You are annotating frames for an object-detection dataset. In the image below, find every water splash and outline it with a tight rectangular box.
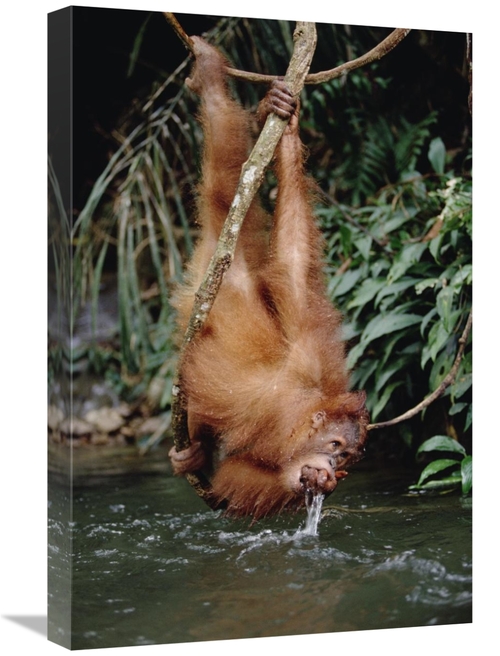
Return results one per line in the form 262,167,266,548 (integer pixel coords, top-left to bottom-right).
295,490,324,538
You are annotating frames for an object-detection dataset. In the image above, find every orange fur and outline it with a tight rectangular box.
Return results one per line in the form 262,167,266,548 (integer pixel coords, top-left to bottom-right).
170,37,369,519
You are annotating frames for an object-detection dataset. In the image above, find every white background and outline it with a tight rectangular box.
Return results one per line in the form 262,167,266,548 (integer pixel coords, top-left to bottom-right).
1,1,495,654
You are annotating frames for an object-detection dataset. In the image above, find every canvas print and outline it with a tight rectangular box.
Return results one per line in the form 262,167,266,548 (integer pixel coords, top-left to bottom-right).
48,6,472,650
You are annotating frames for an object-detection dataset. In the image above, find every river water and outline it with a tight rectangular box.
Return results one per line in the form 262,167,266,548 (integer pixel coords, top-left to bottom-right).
48,466,472,650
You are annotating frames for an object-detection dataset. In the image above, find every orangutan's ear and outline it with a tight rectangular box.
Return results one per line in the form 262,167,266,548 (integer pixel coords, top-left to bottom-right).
311,410,326,429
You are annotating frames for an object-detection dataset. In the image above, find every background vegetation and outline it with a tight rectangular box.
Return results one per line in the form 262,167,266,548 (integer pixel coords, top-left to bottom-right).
49,11,472,493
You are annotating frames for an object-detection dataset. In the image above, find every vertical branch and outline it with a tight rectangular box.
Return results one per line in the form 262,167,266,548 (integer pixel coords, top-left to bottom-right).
170,23,318,505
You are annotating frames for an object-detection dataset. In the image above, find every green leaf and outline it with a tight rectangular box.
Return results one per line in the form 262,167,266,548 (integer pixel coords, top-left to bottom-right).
347,278,386,308
329,268,363,297
384,210,416,235
127,15,151,78
452,367,472,400
450,264,472,290
416,458,460,486
387,242,427,283
371,380,403,419
464,404,472,432
339,224,353,256
449,402,468,416
375,357,409,393
346,341,365,370
436,286,455,331
417,435,466,456
420,307,438,337
429,233,445,260
421,320,450,367
375,278,421,309
409,474,462,491
429,350,455,391
360,312,423,347
415,278,440,295
353,235,372,261
351,358,378,389
461,456,472,494
428,137,446,175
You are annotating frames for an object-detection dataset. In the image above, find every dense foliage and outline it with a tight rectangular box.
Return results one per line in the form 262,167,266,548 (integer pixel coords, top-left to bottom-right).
59,15,472,491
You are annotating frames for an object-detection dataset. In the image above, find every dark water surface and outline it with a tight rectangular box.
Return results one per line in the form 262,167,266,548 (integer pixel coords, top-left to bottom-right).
48,468,472,650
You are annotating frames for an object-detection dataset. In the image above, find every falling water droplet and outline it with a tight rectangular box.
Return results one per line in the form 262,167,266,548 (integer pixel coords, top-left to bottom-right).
295,490,324,538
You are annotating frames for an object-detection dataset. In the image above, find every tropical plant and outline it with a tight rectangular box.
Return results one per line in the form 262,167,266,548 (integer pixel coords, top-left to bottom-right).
324,167,472,420
317,127,471,489
410,435,472,494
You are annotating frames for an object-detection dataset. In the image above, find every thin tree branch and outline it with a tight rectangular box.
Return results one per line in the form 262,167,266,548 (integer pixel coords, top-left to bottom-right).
164,14,410,86
368,311,472,431
223,28,411,84
305,28,411,84
164,12,193,52
170,23,318,507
